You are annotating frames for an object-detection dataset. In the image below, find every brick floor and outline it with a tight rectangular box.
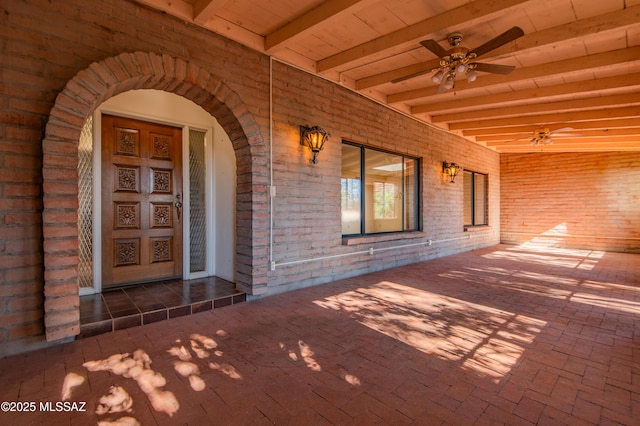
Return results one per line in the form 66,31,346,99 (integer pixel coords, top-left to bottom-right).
0,244,638,425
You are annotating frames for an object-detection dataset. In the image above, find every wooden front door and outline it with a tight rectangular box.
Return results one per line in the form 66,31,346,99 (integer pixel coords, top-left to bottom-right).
101,114,183,288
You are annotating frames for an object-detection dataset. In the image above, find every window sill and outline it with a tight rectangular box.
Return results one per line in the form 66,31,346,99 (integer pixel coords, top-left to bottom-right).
464,225,490,232
342,231,426,246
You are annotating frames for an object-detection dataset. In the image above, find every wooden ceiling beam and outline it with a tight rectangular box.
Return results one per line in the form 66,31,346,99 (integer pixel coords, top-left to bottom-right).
357,60,439,91
135,0,193,21
193,0,229,24
463,118,640,136
477,128,640,142
135,0,264,50
389,46,640,103
411,73,640,114
432,94,640,123
265,0,370,53
358,4,640,90
488,138,640,148
316,0,529,73
496,142,640,153
448,106,640,130
489,141,640,150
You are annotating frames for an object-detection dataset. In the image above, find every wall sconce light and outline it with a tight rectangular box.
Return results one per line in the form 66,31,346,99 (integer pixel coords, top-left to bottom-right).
300,125,329,164
443,161,462,183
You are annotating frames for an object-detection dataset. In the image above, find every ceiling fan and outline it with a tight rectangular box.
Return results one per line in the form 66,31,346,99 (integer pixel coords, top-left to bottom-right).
393,26,524,93
518,126,576,145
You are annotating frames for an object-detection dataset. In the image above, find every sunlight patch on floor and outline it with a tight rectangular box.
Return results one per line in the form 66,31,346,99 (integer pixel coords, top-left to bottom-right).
96,385,133,415
61,372,85,401
168,332,243,392
512,270,578,286
278,339,362,386
570,292,640,314
518,224,609,264
484,250,587,268
83,350,179,419
512,223,608,259
314,281,545,382
581,280,640,292
72,329,243,424
484,244,607,270
480,245,638,311
278,340,322,372
457,267,579,300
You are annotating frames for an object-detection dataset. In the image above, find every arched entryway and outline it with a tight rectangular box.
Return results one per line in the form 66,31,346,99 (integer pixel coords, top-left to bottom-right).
78,89,237,292
42,52,269,342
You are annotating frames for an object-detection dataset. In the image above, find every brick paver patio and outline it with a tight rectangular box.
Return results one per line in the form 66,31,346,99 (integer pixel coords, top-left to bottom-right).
0,244,638,425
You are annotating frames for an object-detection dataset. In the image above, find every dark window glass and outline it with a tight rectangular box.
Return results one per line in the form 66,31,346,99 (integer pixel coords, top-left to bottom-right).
463,170,487,226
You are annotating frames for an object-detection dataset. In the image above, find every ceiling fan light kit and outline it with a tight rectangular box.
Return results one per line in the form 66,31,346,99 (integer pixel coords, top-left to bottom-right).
444,75,455,90
466,69,477,82
431,69,445,83
531,136,553,146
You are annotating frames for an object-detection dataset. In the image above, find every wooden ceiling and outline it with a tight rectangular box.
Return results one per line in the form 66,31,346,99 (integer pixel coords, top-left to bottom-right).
136,0,640,153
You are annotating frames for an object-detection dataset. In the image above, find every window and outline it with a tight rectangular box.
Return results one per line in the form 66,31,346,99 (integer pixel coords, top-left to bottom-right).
463,170,487,226
341,142,419,236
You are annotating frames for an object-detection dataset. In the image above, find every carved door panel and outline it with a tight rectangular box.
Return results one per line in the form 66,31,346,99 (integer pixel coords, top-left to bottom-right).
101,114,183,288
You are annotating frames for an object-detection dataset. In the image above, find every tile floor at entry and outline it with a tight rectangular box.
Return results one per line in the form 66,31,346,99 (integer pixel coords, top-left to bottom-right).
79,277,246,338
0,244,638,425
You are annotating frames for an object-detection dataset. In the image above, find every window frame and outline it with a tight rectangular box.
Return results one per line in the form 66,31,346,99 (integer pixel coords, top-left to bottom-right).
463,169,488,227
341,140,420,237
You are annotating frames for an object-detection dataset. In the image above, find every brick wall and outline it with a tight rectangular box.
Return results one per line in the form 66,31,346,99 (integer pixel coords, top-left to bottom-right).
267,62,500,292
501,152,640,253
1,0,273,353
0,0,499,355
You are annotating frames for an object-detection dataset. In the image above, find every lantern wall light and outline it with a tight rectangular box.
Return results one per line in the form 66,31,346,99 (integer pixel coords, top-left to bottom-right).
300,125,329,164
443,161,462,183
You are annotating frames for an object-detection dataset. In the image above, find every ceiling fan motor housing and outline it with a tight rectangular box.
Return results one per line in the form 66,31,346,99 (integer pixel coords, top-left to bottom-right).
531,127,553,145
447,32,464,46
449,46,469,60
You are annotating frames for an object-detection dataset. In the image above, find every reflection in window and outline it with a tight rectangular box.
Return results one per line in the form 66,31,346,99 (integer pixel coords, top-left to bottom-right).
341,142,419,235
373,182,397,220
341,144,361,235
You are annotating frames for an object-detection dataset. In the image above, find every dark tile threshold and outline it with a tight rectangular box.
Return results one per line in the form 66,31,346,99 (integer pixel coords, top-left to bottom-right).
79,277,246,338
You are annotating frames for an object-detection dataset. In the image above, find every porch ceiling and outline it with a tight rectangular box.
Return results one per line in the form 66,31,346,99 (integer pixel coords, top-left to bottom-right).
136,0,640,153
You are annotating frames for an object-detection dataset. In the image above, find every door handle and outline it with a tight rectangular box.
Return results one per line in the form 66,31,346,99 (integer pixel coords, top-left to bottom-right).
175,194,182,222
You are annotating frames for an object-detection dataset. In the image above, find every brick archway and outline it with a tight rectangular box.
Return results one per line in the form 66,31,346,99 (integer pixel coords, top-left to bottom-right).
42,52,268,342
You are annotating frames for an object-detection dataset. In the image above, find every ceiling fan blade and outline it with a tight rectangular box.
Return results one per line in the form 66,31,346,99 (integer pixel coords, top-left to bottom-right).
551,127,574,133
391,69,432,84
529,137,553,145
469,26,524,58
548,127,582,137
473,62,516,75
420,39,449,58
